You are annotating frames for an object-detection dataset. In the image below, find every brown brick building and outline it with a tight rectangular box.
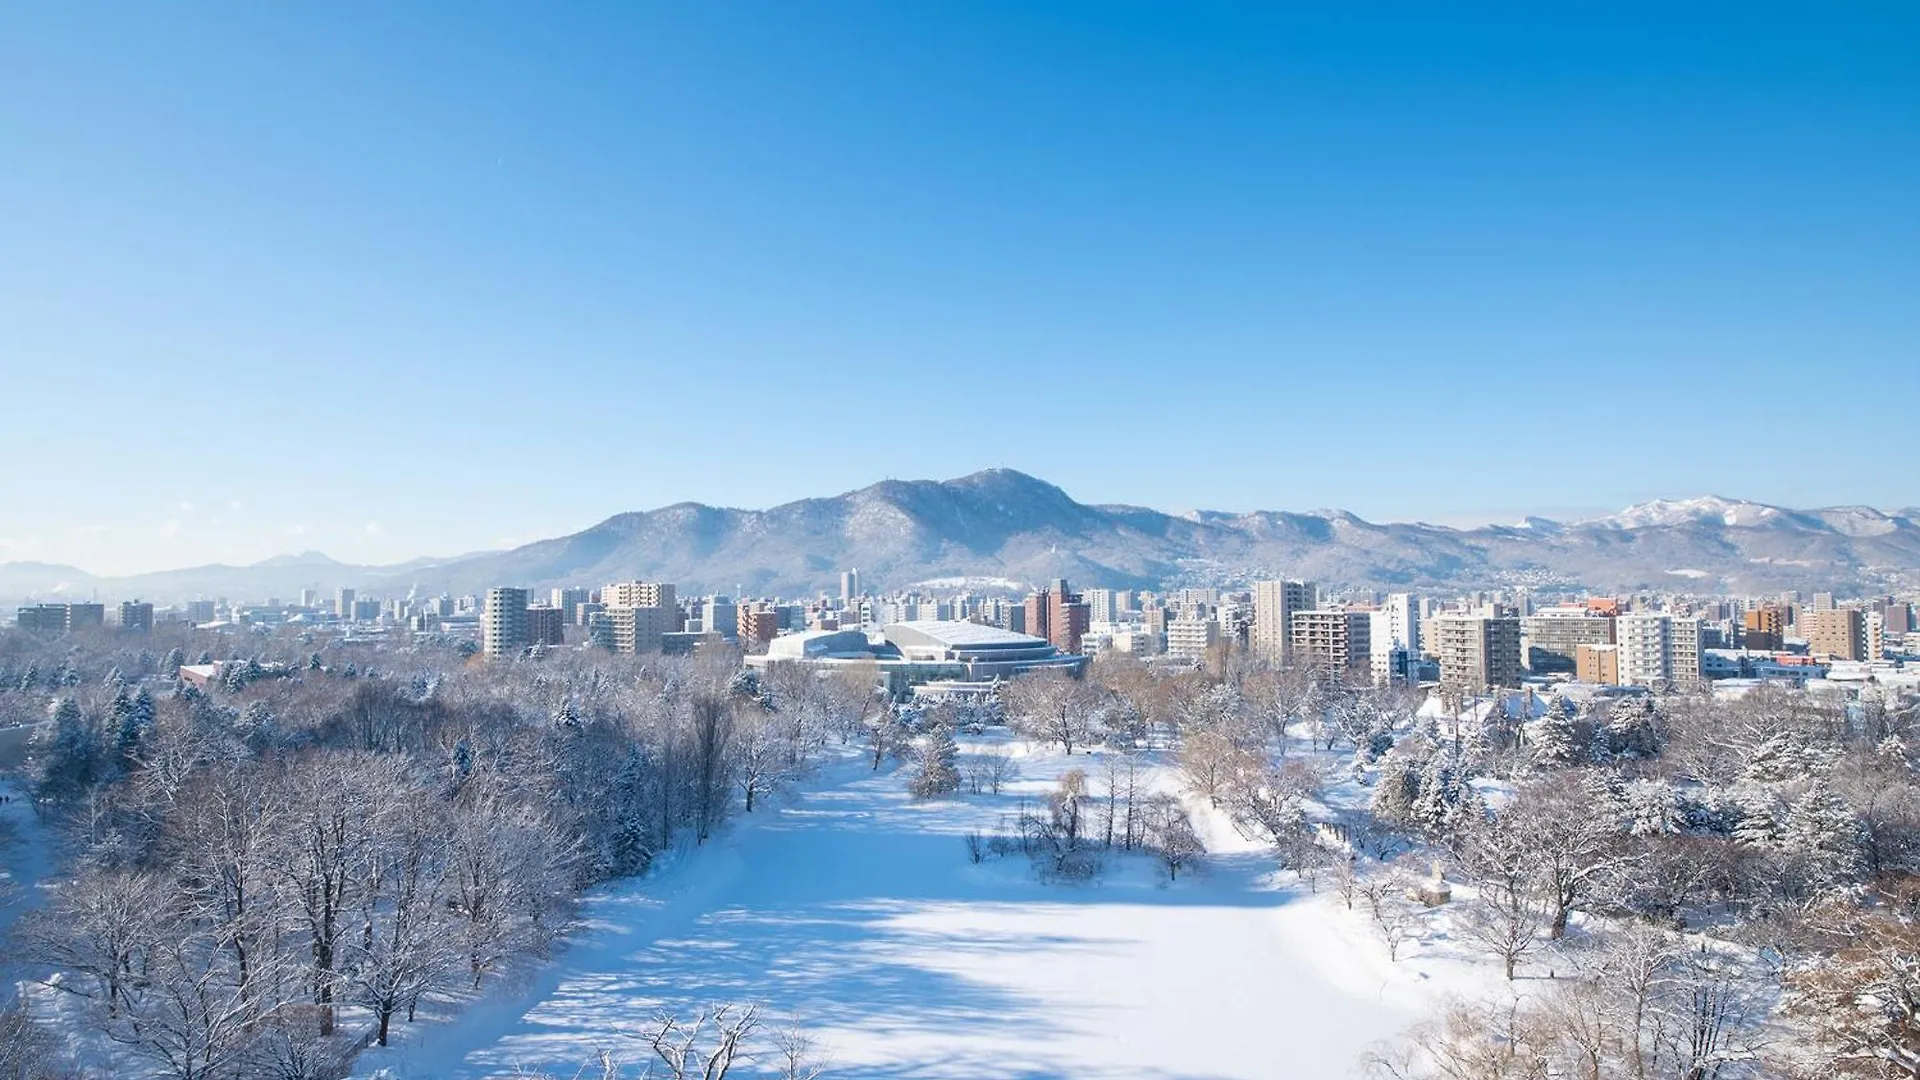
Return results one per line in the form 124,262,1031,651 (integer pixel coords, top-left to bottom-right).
1024,578,1092,655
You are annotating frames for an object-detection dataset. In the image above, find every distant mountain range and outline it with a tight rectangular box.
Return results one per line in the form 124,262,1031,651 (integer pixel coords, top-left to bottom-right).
7,471,1919,606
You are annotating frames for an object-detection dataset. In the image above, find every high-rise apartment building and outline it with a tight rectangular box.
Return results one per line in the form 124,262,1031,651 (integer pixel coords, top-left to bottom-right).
1670,617,1703,682
597,604,666,654
1865,611,1886,661
1610,614,1704,687
1251,580,1316,665
551,587,591,624
738,603,780,647
526,605,567,647
1803,608,1867,661
1614,614,1672,687
1165,615,1218,663
117,601,154,633
1082,588,1119,626
1024,579,1091,655
840,569,861,603
336,588,356,621
1289,610,1372,678
603,581,676,615
1428,614,1523,690
483,587,530,657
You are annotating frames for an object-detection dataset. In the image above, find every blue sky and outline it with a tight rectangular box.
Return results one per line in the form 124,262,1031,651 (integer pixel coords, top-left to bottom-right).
2,3,1915,574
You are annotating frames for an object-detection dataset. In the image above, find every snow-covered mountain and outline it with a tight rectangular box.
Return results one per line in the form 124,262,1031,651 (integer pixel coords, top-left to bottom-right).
1584,496,1791,530
7,470,1919,604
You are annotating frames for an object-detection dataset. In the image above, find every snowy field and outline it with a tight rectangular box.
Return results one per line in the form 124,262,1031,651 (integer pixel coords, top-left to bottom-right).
363,739,1500,1080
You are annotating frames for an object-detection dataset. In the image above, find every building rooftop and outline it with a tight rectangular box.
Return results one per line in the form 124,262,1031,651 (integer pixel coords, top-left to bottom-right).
883,620,1043,648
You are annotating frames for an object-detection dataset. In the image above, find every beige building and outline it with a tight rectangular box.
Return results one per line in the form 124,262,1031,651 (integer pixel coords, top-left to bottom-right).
1290,609,1371,678
1251,579,1315,665
1428,614,1523,690
603,581,677,619
599,604,667,654
1803,608,1866,661
1575,642,1621,684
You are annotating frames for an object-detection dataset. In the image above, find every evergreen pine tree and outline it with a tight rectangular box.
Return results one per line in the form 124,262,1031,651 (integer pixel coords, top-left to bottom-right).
1781,780,1867,887
1732,788,1782,847
1529,710,1578,768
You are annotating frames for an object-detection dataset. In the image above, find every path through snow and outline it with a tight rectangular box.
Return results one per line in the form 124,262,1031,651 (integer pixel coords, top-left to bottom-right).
366,743,1489,1079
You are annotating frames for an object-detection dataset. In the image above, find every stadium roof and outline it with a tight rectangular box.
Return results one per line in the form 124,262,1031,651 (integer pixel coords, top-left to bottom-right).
883,620,1044,648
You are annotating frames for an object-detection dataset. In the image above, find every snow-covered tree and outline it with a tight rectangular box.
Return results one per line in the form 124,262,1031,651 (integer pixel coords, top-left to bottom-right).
907,724,961,800
1528,709,1579,769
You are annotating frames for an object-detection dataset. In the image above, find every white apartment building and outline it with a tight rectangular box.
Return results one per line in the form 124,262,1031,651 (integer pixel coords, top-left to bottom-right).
1082,588,1119,625
1615,614,1704,687
1166,616,1218,663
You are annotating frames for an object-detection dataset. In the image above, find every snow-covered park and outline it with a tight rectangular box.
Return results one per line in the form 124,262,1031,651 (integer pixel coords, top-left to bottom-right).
363,740,1495,1080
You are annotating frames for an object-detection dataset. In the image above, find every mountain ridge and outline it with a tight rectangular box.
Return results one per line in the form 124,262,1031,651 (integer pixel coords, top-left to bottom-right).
6,469,1918,604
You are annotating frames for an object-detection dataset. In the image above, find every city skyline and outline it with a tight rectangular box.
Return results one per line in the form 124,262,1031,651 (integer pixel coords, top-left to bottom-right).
5,5,1916,573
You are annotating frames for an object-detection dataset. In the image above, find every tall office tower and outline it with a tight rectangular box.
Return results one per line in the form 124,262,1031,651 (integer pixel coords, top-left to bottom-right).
1289,610,1372,678
1251,580,1316,664
336,587,356,621
1803,608,1867,661
1428,614,1523,690
299,588,318,608
483,587,530,657
840,569,861,603
1811,592,1837,612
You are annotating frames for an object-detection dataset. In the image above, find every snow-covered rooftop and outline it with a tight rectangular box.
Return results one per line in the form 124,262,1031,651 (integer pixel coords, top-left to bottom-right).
882,619,1044,647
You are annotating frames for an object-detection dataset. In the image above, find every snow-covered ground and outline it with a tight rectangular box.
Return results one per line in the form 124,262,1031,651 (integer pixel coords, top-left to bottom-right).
364,740,1502,1080
0,778,56,1005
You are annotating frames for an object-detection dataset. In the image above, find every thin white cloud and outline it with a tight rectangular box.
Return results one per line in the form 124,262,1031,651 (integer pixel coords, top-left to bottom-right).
158,520,182,539
288,523,310,536
364,522,385,536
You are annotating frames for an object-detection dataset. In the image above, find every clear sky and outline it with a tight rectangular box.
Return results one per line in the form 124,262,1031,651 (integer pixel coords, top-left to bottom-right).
2,3,1915,575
